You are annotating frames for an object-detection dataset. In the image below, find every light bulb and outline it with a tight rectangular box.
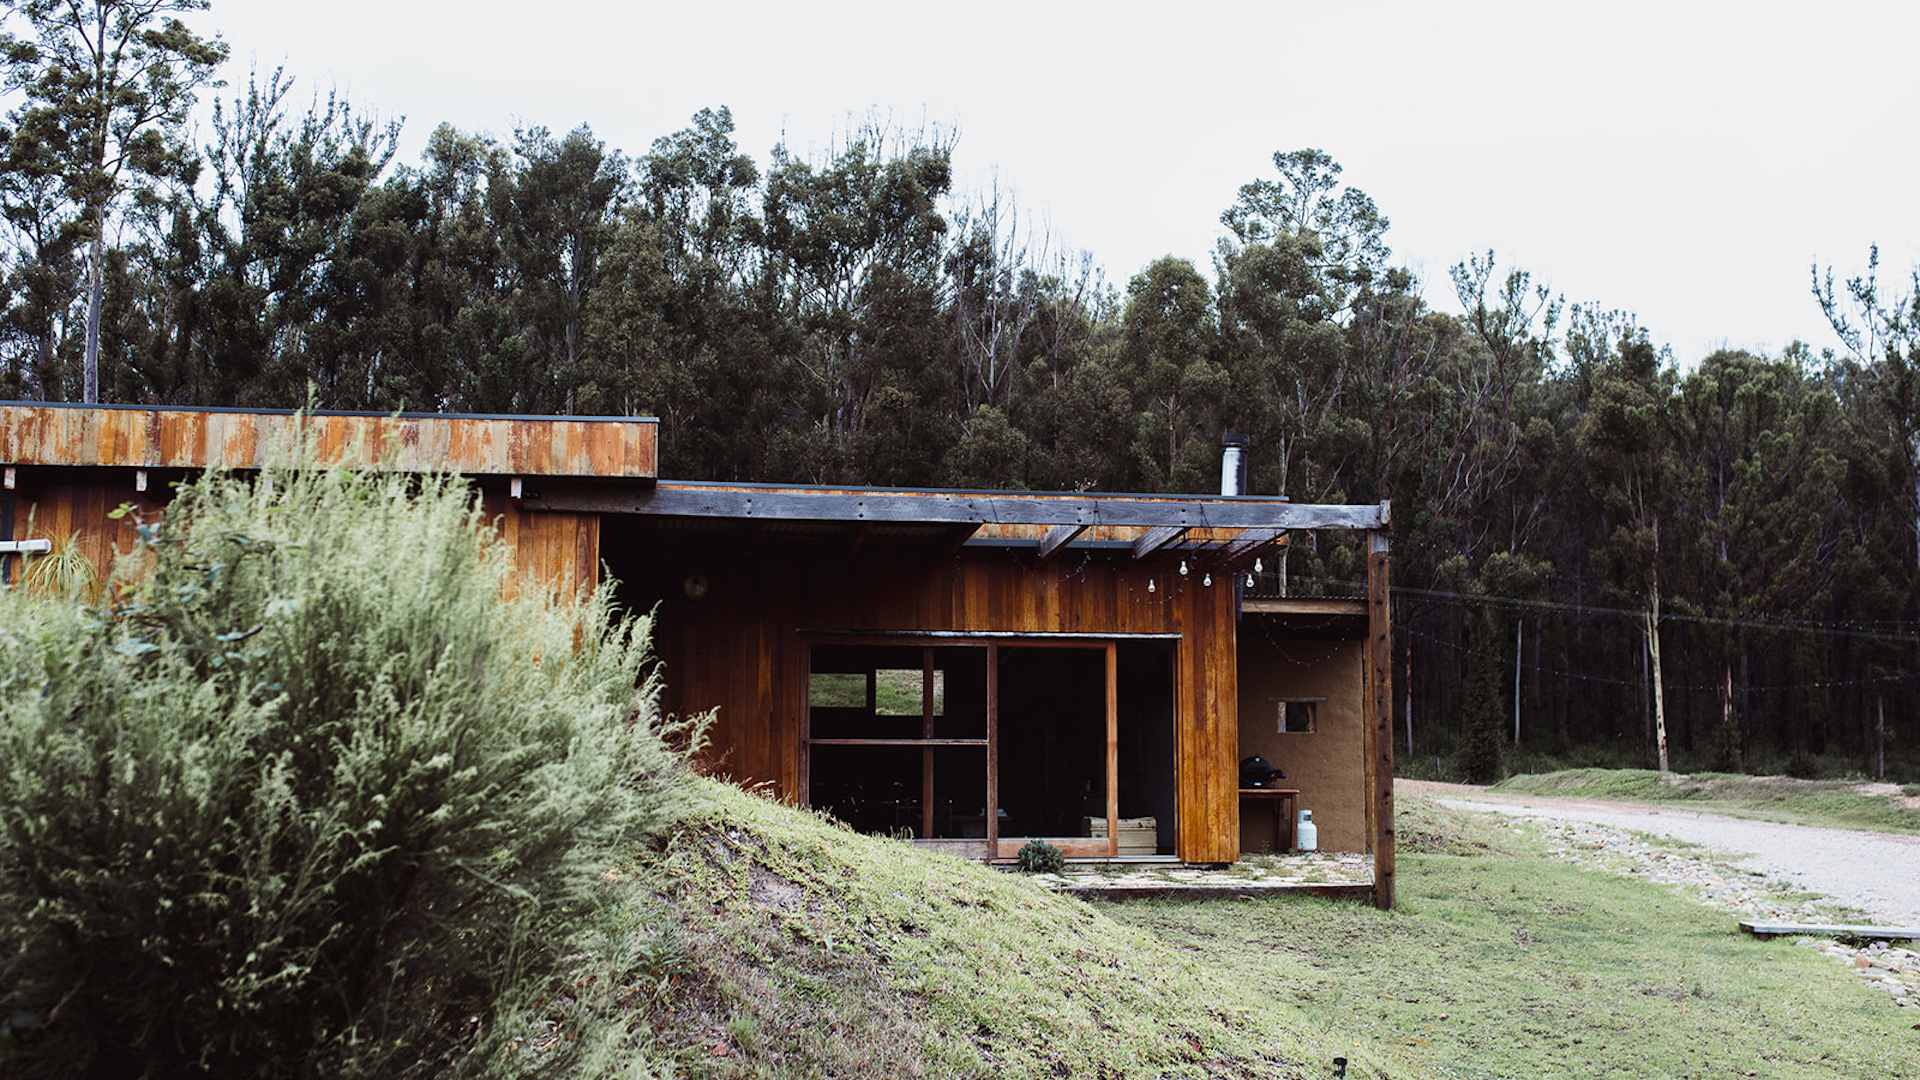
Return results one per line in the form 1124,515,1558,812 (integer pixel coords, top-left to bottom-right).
1202,572,1212,587
1147,578,1156,594
1246,572,1255,587
1178,559,1189,577
1253,558,1263,574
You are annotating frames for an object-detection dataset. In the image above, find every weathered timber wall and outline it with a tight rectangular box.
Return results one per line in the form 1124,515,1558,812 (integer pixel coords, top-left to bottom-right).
611,538,1245,863
6,476,598,601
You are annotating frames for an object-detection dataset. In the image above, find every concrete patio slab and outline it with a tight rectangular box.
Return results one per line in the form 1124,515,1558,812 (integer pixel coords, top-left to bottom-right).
1020,851,1374,901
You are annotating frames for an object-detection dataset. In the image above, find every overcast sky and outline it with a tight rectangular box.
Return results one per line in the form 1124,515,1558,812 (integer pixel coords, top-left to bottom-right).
211,0,1920,365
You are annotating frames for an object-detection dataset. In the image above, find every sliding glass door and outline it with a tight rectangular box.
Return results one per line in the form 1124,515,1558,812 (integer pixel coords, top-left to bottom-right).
804,637,1134,861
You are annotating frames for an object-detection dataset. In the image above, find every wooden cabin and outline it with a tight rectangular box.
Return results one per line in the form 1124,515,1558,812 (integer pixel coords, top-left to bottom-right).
0,403,1397,907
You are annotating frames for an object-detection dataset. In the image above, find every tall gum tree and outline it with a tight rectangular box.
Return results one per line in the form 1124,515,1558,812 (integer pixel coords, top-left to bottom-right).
1578,333,1679,771
1,0,226,402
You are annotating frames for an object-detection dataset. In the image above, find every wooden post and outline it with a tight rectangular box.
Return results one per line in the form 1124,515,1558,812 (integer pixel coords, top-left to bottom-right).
986,643,1000,856
1366,526,1395,910
922,648,935,840
1106,640,1119,858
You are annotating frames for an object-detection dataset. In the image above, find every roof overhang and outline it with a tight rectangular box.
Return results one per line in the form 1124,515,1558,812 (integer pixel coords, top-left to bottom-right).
544,479,1388,563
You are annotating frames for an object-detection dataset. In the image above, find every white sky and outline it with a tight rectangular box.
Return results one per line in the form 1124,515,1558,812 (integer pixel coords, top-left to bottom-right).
210,0,1920,365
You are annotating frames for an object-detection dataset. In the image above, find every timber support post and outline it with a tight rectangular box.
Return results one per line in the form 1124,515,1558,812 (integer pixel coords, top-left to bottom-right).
1366,512,1395,910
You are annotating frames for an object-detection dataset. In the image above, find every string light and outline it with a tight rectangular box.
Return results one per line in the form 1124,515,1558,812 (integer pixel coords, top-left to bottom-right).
1147,577,1156,594
1202,572,1212,587
1253,558,1263,574
1246,572,1255,588
1178,559,1189,577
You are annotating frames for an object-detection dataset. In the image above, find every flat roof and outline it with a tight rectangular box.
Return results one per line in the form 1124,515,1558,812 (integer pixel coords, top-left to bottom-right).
0,402,657,480
531,479,1387,532
1,400,657,423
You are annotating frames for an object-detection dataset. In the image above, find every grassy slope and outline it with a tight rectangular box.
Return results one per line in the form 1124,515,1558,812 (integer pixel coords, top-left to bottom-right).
585,778,1395,1078
1108,795,1918,1079
556,783,1913,1078
1493,767,1920,835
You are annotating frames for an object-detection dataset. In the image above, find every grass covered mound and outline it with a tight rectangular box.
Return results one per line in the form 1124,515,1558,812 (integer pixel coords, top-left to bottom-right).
1493,767,1920,835
567,780,1392,1079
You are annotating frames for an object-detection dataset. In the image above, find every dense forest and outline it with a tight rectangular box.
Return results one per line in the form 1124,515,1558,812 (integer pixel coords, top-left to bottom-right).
3,1,1917,780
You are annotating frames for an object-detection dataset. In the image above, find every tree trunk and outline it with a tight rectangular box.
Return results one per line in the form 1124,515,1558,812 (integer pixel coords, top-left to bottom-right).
83,230,104,403
1512,619,1523,745
1721,663,1735,768
1876,696,1887,782
1640,626,1650,750
1647,586,1669,773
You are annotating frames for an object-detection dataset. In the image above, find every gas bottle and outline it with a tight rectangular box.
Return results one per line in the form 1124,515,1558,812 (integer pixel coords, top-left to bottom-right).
1295,809,1318,853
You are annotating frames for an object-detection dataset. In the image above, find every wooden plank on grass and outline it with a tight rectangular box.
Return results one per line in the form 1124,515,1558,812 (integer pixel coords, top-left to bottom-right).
1740,921,1920,941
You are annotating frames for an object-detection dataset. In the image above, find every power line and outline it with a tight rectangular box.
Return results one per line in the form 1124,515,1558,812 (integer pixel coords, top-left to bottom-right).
1296,579,1920,646
1401,625,1920,695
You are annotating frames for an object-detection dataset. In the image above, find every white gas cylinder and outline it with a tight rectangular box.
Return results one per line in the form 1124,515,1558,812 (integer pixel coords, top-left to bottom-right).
1295,809,1318,852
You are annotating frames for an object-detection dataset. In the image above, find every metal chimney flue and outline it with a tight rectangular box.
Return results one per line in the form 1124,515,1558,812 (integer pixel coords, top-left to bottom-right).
1220,433,1248,496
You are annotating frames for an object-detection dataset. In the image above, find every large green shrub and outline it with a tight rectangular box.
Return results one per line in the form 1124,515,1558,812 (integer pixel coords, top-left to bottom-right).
0,465,693,1078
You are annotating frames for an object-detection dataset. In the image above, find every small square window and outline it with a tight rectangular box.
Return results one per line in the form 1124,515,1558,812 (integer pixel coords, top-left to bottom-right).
875,668,943,717
1278,700,1318,733
809,673,868,709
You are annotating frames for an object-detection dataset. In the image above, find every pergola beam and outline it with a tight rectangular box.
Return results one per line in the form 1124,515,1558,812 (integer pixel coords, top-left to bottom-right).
1212,527,1284,567
1131,526,1187,559
1038,523,1088,559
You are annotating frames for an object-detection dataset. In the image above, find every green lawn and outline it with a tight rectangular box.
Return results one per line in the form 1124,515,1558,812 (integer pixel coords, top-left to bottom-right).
1108,797,1918,1078
1493,767,1920,835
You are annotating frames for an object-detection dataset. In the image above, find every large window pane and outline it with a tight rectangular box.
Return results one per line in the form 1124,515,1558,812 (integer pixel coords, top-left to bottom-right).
809,745,986,839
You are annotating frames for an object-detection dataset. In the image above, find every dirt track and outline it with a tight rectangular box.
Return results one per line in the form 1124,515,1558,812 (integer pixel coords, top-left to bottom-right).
1400,779,1920,926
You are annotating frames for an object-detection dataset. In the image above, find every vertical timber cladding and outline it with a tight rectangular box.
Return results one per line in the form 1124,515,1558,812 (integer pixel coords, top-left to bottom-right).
665,544,1243,863
481,494,602,599
2,475,157,587
0,403,653,599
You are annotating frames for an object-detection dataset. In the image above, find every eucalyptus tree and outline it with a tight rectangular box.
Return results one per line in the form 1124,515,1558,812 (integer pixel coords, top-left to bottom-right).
1216,148,1393,505
0,0,226,402
617,106,778,479
492,125,627,413
946,179,1047,415
1578,331,1679,769
1118,256,1226,491
1814,246,1920,580
1219,147,1389,322
760,121,954,480
0,107,82,397
187,66,398,405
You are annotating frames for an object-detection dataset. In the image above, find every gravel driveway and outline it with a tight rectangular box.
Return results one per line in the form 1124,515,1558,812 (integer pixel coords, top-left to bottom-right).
1400,779,1920,927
